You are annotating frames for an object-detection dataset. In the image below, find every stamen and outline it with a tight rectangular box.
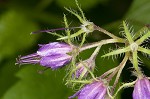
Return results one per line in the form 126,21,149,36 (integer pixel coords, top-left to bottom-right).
15,54,41,65
20,53,39,59
31,27,80,34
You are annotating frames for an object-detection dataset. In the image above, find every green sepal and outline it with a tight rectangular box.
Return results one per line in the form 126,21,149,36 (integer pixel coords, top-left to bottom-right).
63,14,71,44
136,30,150,45
123,21,134,44
102,46,130,58
138,47,150,55
133,26,149,41
64,7,84,23
57,29,84,40
47,32,63,37
66,80,92,84
75,0,86,21
80,33,87,47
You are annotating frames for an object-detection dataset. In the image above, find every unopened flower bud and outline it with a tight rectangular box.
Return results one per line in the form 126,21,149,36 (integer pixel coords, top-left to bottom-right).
69,80,107,99
16,42,72,69
74,59,95,78
133,77,150,99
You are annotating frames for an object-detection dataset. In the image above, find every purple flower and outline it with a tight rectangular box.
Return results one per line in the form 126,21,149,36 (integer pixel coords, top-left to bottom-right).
69,81,107,99
133,77,150,99
74,59,95,78
16,42,72,69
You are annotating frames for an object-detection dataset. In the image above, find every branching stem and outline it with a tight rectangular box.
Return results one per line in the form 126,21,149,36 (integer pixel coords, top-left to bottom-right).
80,39,125,52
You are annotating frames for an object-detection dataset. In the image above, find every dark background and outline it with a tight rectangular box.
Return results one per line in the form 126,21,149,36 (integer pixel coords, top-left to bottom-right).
0,0,150,99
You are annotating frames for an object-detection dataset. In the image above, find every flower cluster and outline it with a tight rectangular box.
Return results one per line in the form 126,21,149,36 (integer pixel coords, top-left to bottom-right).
16,0,150,99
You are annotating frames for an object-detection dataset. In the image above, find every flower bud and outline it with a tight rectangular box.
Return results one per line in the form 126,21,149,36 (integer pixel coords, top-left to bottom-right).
69,80,107,99
73,59,95,79
133,77,150,99
16,42,72,69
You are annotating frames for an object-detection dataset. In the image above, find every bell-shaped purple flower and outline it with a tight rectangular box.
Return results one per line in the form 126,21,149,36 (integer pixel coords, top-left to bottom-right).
16,42,72,69
133,77,150,99
74,59,95,78
69,81,107,99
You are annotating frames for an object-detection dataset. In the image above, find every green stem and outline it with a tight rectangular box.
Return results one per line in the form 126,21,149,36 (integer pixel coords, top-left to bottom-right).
100,67,119,79
112,53,129,89
80,39,125,52
113,81,136,98
132,51,142,76
94,25,124,40
80,33,87,47
90,46,101,60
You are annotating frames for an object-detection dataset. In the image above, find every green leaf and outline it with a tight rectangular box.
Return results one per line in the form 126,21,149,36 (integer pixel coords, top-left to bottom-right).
0,10,39,59
0,60,19,98
35,0,53,11
125,0,150,24
2,66,72,99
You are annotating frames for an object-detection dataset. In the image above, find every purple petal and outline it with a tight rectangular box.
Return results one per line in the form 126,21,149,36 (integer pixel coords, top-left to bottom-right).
68,90,81,99
94,86,107,99
133,78,150,99
40,54,71,69
69,81,107,99
75,66,85,78
78,82,104,99
37,42,71,56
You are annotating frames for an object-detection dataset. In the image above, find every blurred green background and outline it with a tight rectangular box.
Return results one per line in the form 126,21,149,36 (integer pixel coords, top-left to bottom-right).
0,0,150,99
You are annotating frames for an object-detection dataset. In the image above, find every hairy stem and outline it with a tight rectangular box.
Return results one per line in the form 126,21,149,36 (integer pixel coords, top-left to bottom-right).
94,25,124,40
113,80,136,98
112,53,129,89
132,51,142,76
80,39,125,52
100,67,119,79
106,53,129,87
90,46,101,60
